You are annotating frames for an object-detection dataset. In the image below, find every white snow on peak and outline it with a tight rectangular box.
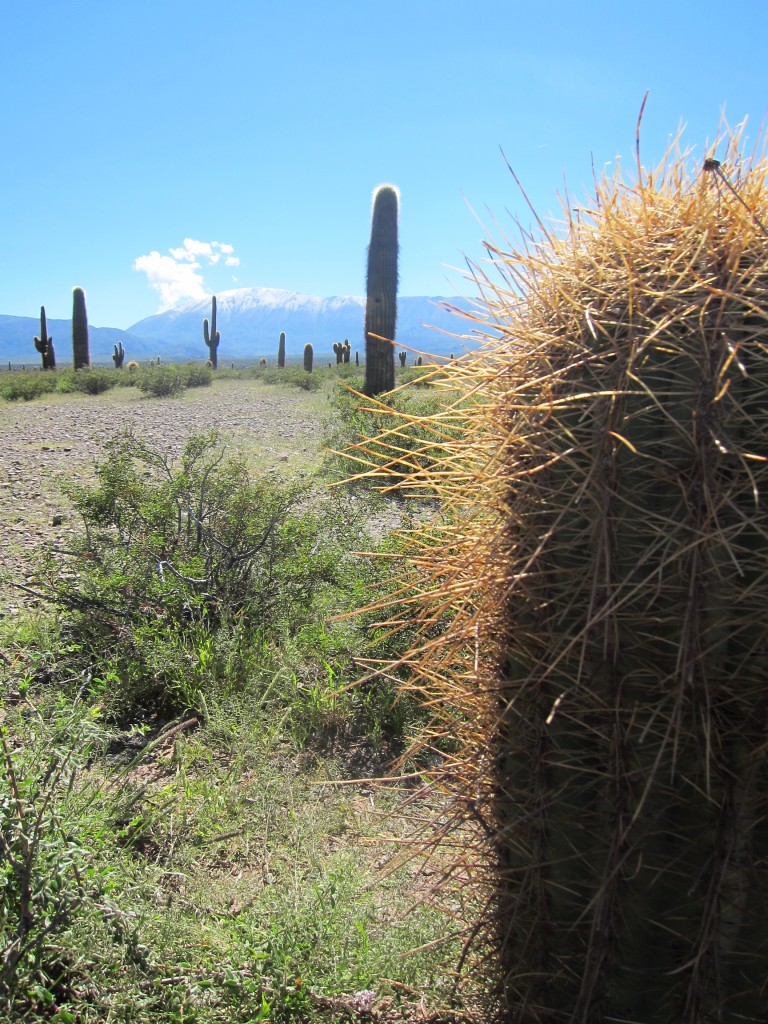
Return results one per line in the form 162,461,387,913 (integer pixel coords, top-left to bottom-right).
181,286,365,316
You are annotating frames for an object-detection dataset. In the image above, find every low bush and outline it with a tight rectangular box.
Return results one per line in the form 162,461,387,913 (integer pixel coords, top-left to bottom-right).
135,364,186,397
178,362,213,389
255,365,323,391
0,370,58,401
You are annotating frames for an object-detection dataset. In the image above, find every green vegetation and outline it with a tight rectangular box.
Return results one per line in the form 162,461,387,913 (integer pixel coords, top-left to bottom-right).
0,375,479,1022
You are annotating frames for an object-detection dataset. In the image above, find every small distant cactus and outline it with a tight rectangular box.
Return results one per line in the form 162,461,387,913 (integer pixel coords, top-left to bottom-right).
303,343,313,372
278,332,286,368
343,339,351,363
259,357,267,367
33,305,55,370
203,295,220,369
398,351,406,367
72,287,90,370
112,340,125,368
126,360,140,371
333,342,345,365
355,351,359,366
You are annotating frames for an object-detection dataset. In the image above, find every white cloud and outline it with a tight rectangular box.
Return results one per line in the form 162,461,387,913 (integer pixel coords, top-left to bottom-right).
134,239,239,311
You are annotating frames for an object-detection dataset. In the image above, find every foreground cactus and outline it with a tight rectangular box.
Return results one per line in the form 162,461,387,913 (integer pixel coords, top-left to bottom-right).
71,287,90,369
33,306,55,369
203,296,219,369
364,184,399,395
348,123,768,1022
112,340,125,368
278,331,286,368
303,343,313,372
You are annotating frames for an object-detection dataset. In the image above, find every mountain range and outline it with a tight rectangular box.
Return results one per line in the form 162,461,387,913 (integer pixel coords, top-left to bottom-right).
1,286,479,366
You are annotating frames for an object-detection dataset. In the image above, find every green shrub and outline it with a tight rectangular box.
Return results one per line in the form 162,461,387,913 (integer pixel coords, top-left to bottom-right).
0,370,58,401
68,367,117,395
135,364,186,397
255,366,322,391
38,431,377,719
178,362,213,389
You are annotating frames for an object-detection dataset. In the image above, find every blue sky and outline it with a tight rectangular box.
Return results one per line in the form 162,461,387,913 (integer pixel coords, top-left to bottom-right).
3,0,766,329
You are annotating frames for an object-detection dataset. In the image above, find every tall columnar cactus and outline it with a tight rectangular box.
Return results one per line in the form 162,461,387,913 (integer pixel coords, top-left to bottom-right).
332,342,345,365
278,331,286,368
343,339,351,363
347,125,768,1022
33,305,55,370
303,343,313,373
364,184,399,395
71,287,90,370
203,295,220,369
398,351,406,367
112,340,125,368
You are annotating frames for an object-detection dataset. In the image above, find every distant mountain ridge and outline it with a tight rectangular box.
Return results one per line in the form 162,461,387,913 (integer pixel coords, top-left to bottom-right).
0,286,477,366
127,286,476,361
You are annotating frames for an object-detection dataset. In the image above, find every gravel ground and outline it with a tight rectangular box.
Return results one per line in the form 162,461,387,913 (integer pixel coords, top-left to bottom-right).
0,380,324,612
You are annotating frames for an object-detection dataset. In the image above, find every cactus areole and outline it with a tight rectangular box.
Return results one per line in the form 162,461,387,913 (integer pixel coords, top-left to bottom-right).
203,295,220,369
364,184,399,395
71,287,90,369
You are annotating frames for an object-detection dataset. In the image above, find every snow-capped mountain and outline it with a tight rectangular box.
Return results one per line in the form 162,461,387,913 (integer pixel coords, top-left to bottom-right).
0,287,479,366
126,286,476,361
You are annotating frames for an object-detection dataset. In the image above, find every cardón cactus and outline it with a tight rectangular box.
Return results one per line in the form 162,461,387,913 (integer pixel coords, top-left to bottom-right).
278,331,286,368
364,185,399,395
303,343,313,372
33,306,55,369
112,340,125,368
203,296,220,369
347,122,768,1022
72,287,90,370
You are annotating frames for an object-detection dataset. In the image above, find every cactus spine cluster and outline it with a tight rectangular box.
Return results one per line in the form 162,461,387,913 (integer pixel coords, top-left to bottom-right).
33,306,55,369
364,185,399,395
347,124,768,1021
71,287,90,369
203,296,220,369
303,343,313,372
112,340,125,368
278,331,286,368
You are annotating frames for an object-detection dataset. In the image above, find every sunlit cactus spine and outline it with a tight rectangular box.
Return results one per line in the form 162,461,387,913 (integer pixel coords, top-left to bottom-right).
112,340,125,368
71,287,90,369
203,295,220,369
348,123,768,1022
364,184,399,395
33,305,55,369
278,331,286,368
303,343,313,372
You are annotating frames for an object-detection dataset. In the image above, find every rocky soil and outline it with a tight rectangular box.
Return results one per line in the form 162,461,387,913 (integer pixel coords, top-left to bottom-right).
0,380,324,613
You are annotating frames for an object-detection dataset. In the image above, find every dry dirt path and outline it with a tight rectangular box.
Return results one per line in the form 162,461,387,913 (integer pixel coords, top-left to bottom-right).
0,379,325,613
